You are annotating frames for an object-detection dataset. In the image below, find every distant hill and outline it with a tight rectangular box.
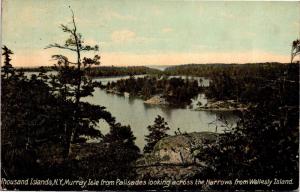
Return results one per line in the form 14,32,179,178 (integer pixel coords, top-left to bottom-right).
86,66,162,77
164,62,291,77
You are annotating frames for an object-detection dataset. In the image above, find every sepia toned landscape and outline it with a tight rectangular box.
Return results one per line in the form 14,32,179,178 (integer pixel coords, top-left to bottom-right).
1,1,299,191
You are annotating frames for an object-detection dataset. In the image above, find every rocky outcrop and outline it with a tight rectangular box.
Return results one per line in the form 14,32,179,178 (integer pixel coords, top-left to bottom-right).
136,132,219,179
144,95,168,105
196,99,249,111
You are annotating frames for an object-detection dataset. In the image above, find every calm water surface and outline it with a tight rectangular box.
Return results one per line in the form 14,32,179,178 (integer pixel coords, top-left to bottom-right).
84,76,239,148
25,72,238,148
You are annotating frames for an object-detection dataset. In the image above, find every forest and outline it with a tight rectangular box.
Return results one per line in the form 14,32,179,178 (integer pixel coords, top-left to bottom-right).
164,62,291,78
195,62,299,190
1,12,299,191
86,66,161,77
16,66,161,77
105,76,202,105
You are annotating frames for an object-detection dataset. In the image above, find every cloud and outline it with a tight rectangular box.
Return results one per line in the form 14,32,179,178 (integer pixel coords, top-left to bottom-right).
162,28,173,33
111,30,136,43
110,30,154,44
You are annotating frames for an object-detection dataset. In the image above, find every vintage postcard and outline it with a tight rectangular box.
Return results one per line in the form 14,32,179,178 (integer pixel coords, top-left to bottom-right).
1,0,299,191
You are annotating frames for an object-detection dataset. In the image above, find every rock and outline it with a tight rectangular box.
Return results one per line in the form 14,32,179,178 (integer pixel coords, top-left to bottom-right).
144,95,168,105
196,99,249,111
106,88,123,95
136,132,219,179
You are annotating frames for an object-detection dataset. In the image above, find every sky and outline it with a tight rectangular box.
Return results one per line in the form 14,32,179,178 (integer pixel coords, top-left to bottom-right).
2,0,300,67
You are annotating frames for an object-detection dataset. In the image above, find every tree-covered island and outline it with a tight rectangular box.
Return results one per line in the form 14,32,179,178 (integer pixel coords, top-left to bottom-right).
104,76,202,106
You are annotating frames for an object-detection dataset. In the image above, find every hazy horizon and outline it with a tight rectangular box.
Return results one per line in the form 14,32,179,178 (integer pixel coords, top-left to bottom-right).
14,62,292,69
3,1,299,67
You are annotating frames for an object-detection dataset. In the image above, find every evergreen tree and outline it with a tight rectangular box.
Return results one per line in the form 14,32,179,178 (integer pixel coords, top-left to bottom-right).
197,101,299,190
291,39,300,63
87,123,140,179
1,46,14,78
45,9,110,157
1,55,68,180
195,63,299,190
144,115,170,153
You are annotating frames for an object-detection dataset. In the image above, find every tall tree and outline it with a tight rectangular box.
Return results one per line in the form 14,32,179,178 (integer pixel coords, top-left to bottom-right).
45,9,107,157
1,46,14,78
144,115,170,153
291,39,300,63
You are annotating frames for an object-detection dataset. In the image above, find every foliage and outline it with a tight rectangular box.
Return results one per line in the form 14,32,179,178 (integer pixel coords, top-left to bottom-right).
291,39,300,63
14,66,161,77
45,10,103,156
106,76,201,105
205,63,299,104
86,66,161,77
15,66,55,72
2,46,15,78
144,115,170,153
1,46,140,189
196,104,299,190
100,123,141,179
194,63,299,190
51,123,140,188
1,70,66,178
164,63,290,78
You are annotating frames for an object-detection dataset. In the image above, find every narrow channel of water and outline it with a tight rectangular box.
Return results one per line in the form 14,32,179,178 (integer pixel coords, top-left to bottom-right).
84,76,239,148
24,72,239,149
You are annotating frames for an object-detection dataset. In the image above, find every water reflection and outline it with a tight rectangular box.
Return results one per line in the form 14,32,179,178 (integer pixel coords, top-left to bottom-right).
24,72,237,149
84,86,238,148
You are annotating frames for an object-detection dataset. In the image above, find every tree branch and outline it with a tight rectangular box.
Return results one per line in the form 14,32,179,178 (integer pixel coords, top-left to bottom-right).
45,43,77,52
70,8,77,35
60,24,75,35
51,54,78,65
80,45,99,51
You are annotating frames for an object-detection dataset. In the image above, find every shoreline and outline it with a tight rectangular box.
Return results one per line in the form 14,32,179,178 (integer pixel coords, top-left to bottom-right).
195,99,249,112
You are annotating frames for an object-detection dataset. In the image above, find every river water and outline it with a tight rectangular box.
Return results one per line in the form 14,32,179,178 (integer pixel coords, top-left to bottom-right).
84,76,238,148
25,72,238,149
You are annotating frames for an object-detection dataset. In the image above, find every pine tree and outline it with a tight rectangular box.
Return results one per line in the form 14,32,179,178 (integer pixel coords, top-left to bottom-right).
1,46,14,78
144,115,170,153
45,9,111,157
1,55,68,179
91,123,140,179
291,39,300,63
